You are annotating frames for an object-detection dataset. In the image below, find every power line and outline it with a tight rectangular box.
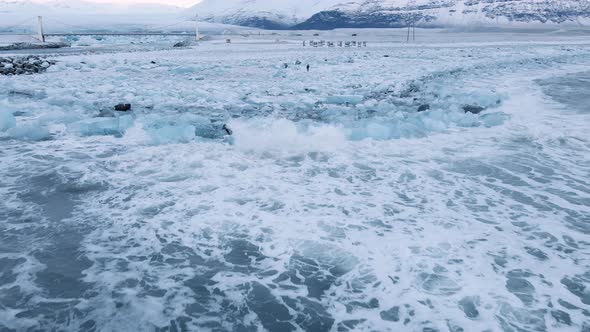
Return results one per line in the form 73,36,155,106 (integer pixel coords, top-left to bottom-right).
3,15,203,38
406,0,418,42
43,17,90,32
147,20,192,31
1,17,36,32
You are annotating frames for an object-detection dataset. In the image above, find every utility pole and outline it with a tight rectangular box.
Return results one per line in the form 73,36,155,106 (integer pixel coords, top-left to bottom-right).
406,16,417,42
37,16,45,43
195,14,200,42
406,0,417,43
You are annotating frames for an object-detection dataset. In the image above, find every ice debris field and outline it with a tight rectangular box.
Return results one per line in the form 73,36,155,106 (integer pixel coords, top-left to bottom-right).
0,30,590,332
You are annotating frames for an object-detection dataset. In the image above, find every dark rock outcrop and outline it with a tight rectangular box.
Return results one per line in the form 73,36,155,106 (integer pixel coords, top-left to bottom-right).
0,42,69,51
222,124,233,135
173,40,191,48
190,0,590,30
114,104,132,112
463,105,486,114
0,56,56,76
294,10,436,30
417,104,431,112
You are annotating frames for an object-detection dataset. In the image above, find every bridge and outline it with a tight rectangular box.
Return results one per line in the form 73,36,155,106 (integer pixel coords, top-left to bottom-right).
0,16,202,42
44,33,198,37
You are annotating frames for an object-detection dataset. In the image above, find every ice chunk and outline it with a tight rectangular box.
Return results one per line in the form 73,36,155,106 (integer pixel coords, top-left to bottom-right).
172,66,197,75
481,112,509,127
457,113,481,128
68,115,134,137
273,69,287,78
325,95,364,105
138,114,229,144
37,112,80,126
365,122,391,140
0,110,16,132
7,125,51,141
146,124,196,144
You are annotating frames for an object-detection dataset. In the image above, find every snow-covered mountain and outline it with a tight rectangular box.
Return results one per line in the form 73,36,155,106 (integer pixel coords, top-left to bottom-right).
188,0,590,29
188,0,346,29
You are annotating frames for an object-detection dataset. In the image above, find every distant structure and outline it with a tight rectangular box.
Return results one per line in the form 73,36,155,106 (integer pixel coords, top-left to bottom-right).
3,15,204,41
406,0,418,42
37,16,45,43
194,14,200,42
304,40,367,48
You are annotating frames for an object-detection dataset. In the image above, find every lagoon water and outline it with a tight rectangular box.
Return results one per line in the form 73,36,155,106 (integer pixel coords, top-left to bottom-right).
1,31,589,331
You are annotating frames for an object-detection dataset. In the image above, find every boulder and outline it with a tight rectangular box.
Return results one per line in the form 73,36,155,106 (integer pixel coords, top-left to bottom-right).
222,124,233,135
463,105,486,114
114,104,132,112
0,56,55,76
417,104,430,112
173,40,191,48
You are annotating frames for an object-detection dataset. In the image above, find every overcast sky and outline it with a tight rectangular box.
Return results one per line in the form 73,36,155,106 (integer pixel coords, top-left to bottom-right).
84,0,199,7
5,0,200,8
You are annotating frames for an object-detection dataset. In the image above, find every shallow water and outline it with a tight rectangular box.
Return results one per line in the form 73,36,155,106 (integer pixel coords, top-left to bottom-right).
1,36,590,332
538,71,590,114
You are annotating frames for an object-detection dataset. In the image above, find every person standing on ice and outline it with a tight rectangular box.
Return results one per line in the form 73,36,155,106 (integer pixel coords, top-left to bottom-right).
306,64,310,72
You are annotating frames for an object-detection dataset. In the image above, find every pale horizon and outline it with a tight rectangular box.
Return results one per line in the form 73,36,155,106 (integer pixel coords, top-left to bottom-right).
2,0,202,8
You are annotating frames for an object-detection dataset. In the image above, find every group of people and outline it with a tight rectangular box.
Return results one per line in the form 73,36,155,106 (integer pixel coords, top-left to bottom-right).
303,40,368,47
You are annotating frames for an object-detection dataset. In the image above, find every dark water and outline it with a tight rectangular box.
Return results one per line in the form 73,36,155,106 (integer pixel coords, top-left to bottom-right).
538,71,590,113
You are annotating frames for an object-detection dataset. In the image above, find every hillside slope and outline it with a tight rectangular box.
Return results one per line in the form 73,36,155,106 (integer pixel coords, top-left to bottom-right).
188,0,590,29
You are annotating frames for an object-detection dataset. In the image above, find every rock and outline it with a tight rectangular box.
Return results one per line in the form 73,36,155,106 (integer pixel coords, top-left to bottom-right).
0,56,55,76
417,104,430,112
114,104,132,112
463,105,486,114
295,60,302,65
0,42,69,51
383,55,390,57
151,61,157,64
173,40,190,48
222,124,233,135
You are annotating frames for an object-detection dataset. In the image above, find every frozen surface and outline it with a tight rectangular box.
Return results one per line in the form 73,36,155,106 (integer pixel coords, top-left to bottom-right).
0,30,590,332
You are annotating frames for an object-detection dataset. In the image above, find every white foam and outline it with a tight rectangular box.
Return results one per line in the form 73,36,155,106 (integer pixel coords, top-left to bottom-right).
0,109,16,132
1,32,589,332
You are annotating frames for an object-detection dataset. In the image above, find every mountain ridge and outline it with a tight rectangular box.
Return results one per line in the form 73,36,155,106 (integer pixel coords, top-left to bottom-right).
189,0,590,30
